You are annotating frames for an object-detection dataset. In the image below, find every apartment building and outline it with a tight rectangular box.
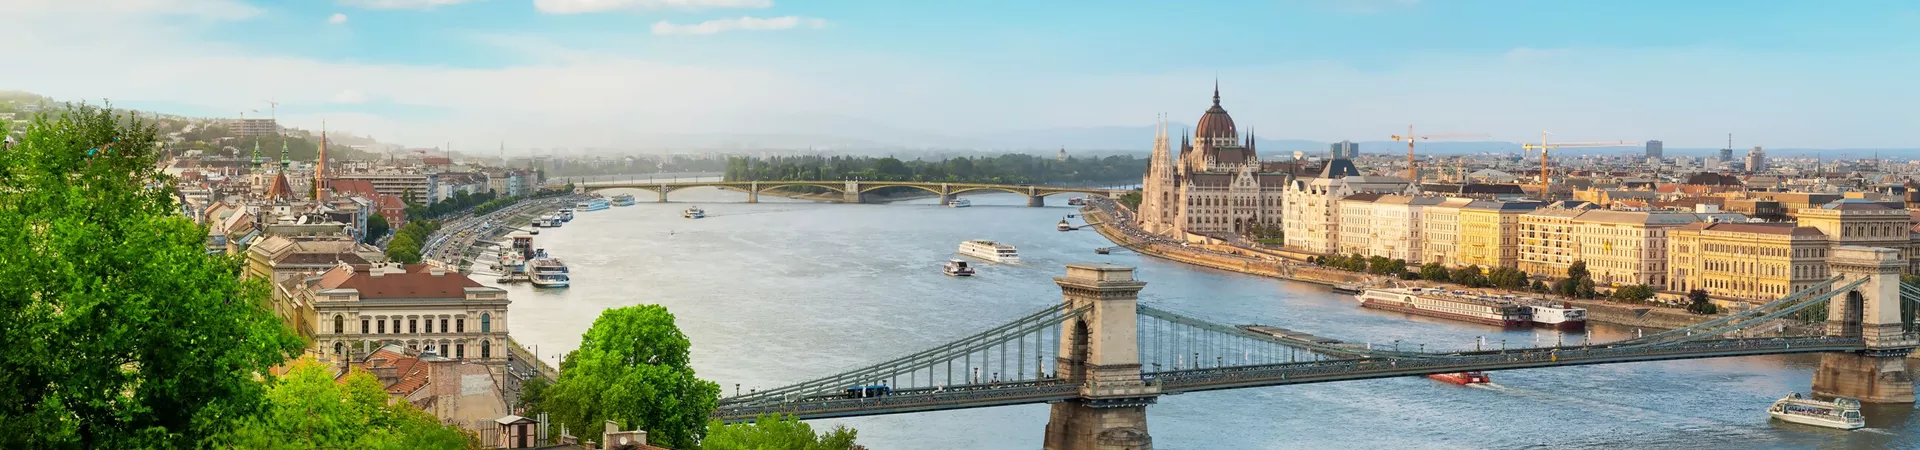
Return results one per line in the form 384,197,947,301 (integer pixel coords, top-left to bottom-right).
1420,198,1475,267
1456,200,1543,269
1337,194,1441,263
1516,201,1596,277
1668,222,1830,299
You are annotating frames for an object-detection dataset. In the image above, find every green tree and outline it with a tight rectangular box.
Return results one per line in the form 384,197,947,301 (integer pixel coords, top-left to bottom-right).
1451,265,1489,287
517,377,551,416
220,358,477,449
364,213,391,245
545,305,720,449
1530,280,1549,293
0,105,306,448
1418,262,1451,282
1117,190,1142,210
1611,284,1657,303
701,414,858,450
1686,289,1719,315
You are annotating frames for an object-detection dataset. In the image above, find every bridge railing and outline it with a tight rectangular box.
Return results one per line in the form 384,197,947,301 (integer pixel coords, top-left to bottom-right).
715,379,1078,420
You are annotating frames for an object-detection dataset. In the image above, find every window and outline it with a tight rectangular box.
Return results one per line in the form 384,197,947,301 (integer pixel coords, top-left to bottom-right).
440,318,448,333
333,342,344,356
481,340,491,359
333,315,343,334
481,313,491,333
409,319,417,334
424,319,432,334
361,318,368,334
377,320,386,334
457,344,465,359
457,317,465,333
392,319,400,334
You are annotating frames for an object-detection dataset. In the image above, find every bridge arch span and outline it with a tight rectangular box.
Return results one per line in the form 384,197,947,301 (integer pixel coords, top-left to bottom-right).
858,183,942,196
948,186,1030,197
758,183,846,194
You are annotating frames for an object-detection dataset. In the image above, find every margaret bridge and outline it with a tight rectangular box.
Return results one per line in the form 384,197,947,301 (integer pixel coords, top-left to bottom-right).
572,179,1127,207
713,246,1920,450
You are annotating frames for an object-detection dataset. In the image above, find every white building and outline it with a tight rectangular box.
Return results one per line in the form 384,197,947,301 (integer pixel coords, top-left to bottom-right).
1283,161,1412,255
303,262,511,363
1420,198,1475,267
1337,194,1443,263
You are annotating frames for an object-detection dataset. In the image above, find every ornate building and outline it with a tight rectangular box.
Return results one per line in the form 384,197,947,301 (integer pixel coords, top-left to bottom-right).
1137,85,1289,237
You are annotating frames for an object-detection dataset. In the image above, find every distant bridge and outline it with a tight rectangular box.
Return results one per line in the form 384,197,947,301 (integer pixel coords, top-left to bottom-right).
572,179,1127,206
714,246,1920,449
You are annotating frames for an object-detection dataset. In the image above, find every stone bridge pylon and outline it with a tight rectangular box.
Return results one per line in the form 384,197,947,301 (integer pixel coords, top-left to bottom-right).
1044,263,1157,450
1813,246,1917,403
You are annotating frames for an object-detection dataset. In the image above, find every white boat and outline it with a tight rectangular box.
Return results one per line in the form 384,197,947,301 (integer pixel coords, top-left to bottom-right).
1769,393,1864,430
948,198,971,208
1528,304,1588,330
957,240,1019,263
610,194,636,207
558,209,574,222
1057,218,1074,232
581,198,610,211
1356,287,1532,327
528,251,570,288
943,259,975,277
1068,197,1086,206
683,206,706,219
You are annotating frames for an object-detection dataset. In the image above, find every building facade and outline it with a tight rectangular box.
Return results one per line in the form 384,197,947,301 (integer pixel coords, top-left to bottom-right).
1645,140,1663,160
1456,200,1542,269
1136,86,1291,238
1337,194,1440,263
305,262,512,364
1667,222,1830,299
1420,198,1474,267
1796,199,1920,274
1517,202,1596,277
1572,210,1732,287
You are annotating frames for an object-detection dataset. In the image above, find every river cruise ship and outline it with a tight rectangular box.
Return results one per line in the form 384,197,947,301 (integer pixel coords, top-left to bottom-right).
1356,287,1531,327
610,194,636,207
1769,393,1864,430
578,198,610,212
1528,304,1588,330
1057,218,1074,231
957,240,1019,263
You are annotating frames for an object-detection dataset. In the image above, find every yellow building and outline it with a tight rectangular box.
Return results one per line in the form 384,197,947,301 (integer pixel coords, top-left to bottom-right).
1516,202,1596,277
1572,210,1736,287
1795,198,1920,274
1667,222,1830,300
1456,200,1542,269
1420,198,1475,267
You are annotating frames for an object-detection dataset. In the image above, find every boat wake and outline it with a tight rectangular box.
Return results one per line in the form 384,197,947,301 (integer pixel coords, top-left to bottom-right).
1467,381,1732,428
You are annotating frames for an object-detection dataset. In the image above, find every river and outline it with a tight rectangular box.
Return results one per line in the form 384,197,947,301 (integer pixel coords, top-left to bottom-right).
494,187,1919,449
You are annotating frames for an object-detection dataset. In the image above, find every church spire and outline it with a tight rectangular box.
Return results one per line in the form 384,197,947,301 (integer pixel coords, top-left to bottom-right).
279,137,290,169
1212,78,1220,106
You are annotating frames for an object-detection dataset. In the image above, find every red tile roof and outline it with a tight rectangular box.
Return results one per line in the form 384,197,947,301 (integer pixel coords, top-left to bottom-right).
318,264,484,299
330,179,379,197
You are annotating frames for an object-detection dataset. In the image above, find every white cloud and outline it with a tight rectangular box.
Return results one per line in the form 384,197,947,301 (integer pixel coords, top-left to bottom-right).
339,0,482,10
328,13,349,24
330,89,366,103
534,0,772,14
651,16,825,36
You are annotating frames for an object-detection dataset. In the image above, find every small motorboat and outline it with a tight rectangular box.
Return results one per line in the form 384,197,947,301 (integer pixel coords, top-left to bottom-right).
1057,218,1074,231
1426,372,1490,385
942,259,976,277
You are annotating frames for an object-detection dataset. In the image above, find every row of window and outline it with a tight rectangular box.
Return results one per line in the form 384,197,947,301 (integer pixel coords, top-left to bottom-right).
332,312,493,335
330,339,491,359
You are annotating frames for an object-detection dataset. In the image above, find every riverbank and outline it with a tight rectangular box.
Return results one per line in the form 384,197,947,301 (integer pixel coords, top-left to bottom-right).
1079,199,1714,331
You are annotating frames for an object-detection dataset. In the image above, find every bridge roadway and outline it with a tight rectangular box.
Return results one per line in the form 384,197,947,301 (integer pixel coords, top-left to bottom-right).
712,336,1865,421
576,179,1124,206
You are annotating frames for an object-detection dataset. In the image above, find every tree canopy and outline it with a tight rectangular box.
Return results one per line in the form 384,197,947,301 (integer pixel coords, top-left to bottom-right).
702,414,858,450
542,305,720,449
218,358,477,449
0,105,306,448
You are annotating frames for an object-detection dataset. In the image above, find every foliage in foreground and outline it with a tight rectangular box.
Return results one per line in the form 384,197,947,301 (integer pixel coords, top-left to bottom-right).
541,305,722,449
0,105,306,448
702,414,858,450
218,358,478,449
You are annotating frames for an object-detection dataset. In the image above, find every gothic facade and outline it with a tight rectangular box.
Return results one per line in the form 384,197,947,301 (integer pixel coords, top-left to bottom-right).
1138,86,1290,237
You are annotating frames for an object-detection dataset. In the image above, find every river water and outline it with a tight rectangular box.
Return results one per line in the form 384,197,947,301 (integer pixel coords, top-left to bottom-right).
495,188,1919,449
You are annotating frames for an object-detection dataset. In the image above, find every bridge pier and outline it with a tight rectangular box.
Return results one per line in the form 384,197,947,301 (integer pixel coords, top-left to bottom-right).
1043,263,1156,450
1811,247,1915,403
939,183,953,206
747,182,759,203
1028,195,1046,207
656,184,669,203
843,180,864,204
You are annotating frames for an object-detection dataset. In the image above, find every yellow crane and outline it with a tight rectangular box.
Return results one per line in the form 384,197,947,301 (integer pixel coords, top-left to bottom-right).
1391,126,1489,182
1521,131,1635,200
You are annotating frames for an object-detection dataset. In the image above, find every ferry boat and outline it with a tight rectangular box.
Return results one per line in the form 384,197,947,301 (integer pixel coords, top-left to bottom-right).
532,215,559,228
610,194,636,207
577,199,610,212
1068,197,1086,206
1528,304,1588,330
492,234,535,282
942,259,975,277
1057,218,1074,231
527,250,570,288
948,198,971,208
1426,372,1491,385
957,240,1019,263
558,209,574,222
1769,393,1864,430
1356,287,1531,327
683,206,706,219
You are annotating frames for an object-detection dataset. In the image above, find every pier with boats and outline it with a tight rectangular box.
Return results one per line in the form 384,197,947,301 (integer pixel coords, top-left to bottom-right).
1356,287,1588,330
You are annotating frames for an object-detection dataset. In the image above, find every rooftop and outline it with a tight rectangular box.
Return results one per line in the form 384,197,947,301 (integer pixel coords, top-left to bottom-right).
316,263,495,299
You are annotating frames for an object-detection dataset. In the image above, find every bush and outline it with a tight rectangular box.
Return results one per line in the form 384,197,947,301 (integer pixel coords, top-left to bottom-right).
1610,284,1657,303
1686,289,1719,315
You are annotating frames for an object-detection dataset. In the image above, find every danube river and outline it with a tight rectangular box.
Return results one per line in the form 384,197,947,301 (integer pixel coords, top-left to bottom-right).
495,188,1918,449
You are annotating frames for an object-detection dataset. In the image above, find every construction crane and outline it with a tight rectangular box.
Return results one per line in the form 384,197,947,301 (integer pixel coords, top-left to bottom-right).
1391,126,1489,182
1521,131,1635,200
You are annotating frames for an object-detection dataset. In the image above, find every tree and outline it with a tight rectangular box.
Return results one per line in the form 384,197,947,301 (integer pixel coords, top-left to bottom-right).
1418,262,1450,283
220,358,477,449
1451,265,1489,288
701,414,858,450
1611,284,1657,303
1118,190,1142,210
1686,289,1719,315
0,105,306,448
364,213,391,245
1530,280,1549,293
544,305,720,449
517,377,551,415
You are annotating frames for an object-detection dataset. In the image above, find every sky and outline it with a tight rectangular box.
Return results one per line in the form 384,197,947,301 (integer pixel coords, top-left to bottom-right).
2,0,1917,150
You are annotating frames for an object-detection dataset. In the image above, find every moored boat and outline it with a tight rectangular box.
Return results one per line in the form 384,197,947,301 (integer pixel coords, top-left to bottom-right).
1426,372,1491,385
1057,218,1074,231
1769,393,1864,430
957,240,1019,263
527,250,571,288
948,198,971,208
942,259,975,277
1068,197,1086,206
1528,304,1588,330
1356,287,1531,327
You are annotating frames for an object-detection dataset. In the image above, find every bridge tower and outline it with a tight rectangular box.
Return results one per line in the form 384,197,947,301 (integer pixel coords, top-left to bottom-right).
1812,246,1916,403
1044,263,1157,450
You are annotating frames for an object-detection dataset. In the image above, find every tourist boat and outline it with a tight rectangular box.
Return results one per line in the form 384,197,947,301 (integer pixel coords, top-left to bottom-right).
1356,287,1532,327
527,250,570,288
558,209,574,222
1426,372,1491,385
683,206,706,219
1768,393,1864,430
610,194,636,207
957,240,1019,263
1528,304,1588,330
1068,197,1086,206
942,259,975,277
1057,218,1074,231
577,199,610,212
948,198,971,208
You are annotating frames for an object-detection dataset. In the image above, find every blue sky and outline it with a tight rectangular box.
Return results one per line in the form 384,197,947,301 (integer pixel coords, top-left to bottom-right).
3,0,1917,150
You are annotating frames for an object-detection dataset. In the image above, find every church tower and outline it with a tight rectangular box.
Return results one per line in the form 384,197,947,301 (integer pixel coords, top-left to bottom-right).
1139,114,1177,234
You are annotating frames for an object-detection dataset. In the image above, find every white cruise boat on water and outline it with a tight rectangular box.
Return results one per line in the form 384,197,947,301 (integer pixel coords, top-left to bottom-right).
683,206,706,219
942,259,975,276
1769,393,1864,430
957,240,1019,263
610,194,636,207
559,209,574,222
527,250,571,288
948,198,971,208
